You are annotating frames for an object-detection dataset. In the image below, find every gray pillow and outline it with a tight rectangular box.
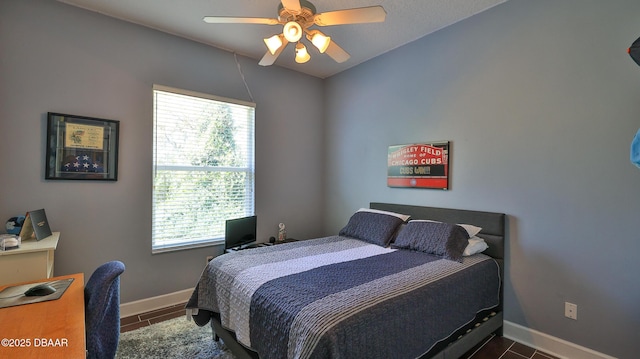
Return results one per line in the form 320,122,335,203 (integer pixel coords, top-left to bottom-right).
339,211,406,246
391,220,470,262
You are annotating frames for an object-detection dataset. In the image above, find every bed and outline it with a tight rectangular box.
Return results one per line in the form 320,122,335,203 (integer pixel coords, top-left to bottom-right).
186,202,506,359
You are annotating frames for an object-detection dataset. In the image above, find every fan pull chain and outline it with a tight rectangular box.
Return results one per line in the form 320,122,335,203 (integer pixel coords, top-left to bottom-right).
234,52,254,103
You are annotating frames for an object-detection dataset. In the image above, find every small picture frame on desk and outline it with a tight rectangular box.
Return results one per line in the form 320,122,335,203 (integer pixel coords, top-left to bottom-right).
45,112,119,181
19,209,52,241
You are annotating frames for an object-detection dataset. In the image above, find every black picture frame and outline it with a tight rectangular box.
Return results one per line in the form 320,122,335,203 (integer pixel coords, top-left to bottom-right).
45,112,119,181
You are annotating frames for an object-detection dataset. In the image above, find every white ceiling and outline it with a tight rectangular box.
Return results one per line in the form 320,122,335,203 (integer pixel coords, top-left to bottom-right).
57,0,507,79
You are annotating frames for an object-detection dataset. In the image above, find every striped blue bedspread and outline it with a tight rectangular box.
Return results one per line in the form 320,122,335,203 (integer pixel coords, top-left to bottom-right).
186,236,500,359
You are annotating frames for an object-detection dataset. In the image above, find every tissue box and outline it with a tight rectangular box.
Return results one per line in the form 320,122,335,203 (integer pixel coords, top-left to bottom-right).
0,234,21,251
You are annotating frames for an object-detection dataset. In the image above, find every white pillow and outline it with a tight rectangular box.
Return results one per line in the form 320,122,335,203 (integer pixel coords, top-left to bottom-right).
358,208,410,222
459,224,482,237
409,220,482,237
463,236,489,256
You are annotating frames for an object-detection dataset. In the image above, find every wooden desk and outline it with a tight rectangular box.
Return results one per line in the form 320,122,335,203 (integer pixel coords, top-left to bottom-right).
0,232,60,286
0,273,86,358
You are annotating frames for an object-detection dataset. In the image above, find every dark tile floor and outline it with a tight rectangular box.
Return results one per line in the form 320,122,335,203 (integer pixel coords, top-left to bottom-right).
121,304,559,358
120,302,186,333
461,334,559,359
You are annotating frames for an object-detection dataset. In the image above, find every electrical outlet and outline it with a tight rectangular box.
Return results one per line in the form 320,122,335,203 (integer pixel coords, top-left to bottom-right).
565,302,577,320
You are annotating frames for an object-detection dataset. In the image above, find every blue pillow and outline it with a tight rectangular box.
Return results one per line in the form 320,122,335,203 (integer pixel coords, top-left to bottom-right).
339,210,407,246
391,220,470,262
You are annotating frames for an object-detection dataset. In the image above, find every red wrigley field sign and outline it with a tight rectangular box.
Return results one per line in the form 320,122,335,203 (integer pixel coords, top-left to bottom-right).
387,142,450,189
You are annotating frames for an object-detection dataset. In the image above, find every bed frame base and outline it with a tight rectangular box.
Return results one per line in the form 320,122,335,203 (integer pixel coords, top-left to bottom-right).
425,312,503,359
209,312,503,359
211,316,258,359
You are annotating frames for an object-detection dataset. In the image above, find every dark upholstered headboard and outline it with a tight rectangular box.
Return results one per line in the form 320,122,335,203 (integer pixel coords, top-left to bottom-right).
369,202,506,261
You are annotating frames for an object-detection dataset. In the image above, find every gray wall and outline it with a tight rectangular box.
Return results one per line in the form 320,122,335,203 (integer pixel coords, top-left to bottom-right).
0,0,325,302
2,0,640,358
324,0,640,357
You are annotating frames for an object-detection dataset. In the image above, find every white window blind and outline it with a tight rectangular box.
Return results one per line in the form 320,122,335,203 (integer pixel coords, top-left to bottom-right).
152,85,255,253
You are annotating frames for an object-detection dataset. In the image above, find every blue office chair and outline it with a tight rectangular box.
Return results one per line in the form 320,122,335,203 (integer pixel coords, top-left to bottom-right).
84,260,125,359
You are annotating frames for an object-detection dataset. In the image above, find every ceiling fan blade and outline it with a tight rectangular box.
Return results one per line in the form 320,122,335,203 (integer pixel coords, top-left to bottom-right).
325,40,350,63
314,6,386,26
259,44,286,66
203,16,279,25
281,0,302,13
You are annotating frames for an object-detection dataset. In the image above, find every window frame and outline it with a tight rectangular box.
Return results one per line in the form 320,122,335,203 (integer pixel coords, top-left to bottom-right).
151,84,256,253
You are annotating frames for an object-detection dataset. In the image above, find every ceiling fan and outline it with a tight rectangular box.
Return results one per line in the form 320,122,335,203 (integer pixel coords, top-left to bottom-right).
203,0,386,66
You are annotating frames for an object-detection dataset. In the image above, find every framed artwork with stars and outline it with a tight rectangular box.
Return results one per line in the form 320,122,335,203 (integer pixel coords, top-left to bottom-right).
45,112,119,181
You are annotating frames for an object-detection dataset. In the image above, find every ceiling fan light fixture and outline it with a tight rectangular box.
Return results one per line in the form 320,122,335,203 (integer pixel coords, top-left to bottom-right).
283,21,303,42
308,30,331,53
264,34,284,55
295,42,311,63
204,3,387,67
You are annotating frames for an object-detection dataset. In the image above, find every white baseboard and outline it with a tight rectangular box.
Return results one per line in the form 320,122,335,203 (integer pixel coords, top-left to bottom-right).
504,320,617,359
120,287,194,318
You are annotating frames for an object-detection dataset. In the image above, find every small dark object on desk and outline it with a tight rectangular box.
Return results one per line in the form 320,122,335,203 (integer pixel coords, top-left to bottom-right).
24,283,57,297
279,238,298,243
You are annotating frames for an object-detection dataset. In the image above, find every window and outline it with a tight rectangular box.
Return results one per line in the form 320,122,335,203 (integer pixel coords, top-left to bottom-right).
152,85,255,253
